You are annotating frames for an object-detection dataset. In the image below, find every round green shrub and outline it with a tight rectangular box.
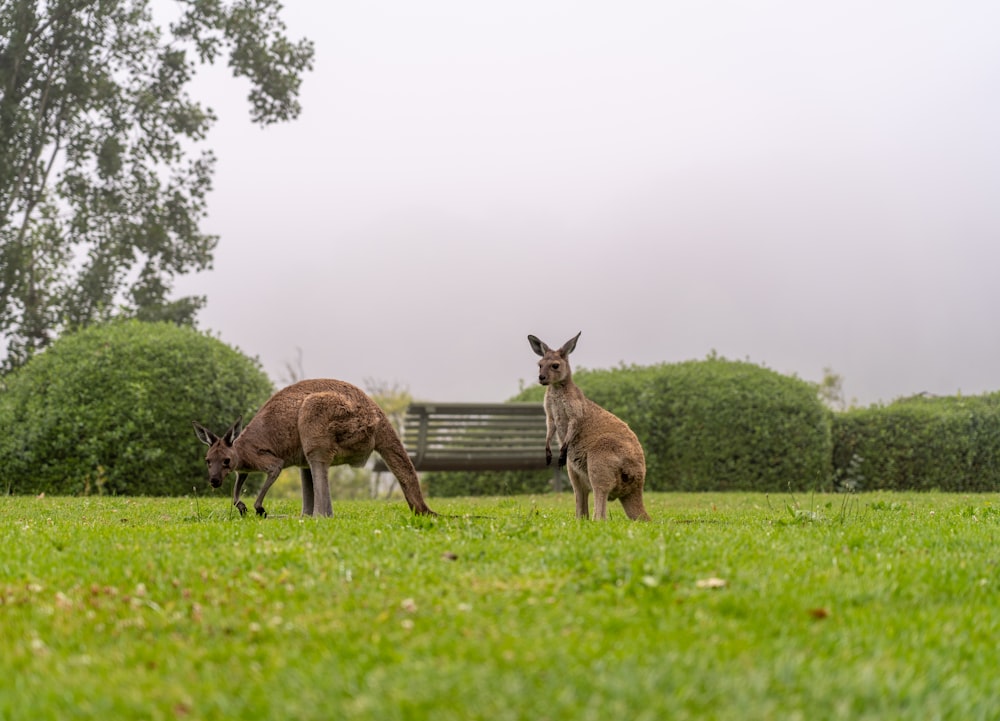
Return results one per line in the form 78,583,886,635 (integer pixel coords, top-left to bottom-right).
427,357,832,495
0,320,274,495
831,394,1000,492
630,358,832,492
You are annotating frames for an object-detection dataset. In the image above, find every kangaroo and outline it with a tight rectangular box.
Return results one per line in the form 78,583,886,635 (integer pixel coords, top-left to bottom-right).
193,379,435,518
528,333,651,521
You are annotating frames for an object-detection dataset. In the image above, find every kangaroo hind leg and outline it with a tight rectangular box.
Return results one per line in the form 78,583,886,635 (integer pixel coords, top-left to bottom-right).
300,467,315,516
587,458,621,521
307,460,333,517
566,465,590,520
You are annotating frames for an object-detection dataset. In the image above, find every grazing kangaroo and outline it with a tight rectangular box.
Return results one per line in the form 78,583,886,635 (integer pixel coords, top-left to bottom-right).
193,379,435,518
528,333,651,521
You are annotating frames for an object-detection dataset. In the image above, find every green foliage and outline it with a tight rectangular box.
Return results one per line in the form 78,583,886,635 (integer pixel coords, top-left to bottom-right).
0,320,273,495
832,393,1000,491
428,357,832,494
427,468,557,497
817,366,851,410
0,0,314,368
628,358,832,491
3,493,1000,719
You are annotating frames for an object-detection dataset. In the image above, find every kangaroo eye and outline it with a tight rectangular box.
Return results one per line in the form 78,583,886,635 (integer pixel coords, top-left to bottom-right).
551,363,560,370
222,459,231,467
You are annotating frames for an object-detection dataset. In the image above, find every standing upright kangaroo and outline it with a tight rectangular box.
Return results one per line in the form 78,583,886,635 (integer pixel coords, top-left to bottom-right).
193,379,434,518
528,333,651,521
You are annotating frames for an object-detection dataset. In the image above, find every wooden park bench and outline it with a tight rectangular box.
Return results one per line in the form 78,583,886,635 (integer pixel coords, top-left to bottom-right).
373,402,563,488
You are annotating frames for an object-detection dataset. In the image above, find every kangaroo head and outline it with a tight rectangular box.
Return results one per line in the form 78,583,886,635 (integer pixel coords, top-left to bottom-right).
192,417,243,488
527,332,581,387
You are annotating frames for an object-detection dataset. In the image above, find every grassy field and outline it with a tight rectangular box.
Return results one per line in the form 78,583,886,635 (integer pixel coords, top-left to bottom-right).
2,491,999,720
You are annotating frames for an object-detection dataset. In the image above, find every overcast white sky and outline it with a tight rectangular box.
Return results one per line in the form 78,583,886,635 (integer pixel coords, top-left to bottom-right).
172,0,1000,406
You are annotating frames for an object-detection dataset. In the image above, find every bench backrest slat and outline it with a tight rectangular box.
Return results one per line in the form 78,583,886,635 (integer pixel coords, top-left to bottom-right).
374,402,550,472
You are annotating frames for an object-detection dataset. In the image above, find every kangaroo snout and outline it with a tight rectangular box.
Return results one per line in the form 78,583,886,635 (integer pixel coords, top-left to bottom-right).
209,476,222,489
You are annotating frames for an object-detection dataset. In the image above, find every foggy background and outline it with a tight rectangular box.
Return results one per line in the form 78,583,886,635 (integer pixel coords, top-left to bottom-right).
172,0,1000,406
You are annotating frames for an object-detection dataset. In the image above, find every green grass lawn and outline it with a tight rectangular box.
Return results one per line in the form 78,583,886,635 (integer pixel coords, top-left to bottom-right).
2,491,999,720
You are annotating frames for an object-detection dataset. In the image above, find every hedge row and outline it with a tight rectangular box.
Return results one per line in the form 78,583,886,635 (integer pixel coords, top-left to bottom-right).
7,322,999,496
427,357,833,495
0,320,274,495
831,394,1000,492
429,369,1000,496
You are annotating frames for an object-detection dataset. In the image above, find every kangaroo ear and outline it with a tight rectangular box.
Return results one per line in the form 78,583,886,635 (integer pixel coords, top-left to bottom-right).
223,416,243,446
560,332,581,356
192,422,218,446
527,335,550,356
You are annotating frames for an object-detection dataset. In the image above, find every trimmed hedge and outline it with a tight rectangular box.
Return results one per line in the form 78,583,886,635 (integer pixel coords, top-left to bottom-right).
0,320,274,495
831,394,1000,492
423,468,556,498
427,358,833,495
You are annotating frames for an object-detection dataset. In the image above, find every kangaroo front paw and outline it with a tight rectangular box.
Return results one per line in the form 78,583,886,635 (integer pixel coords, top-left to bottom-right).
255,506,267,518
558,445,568,468
545,448,553,466
235,500,247,516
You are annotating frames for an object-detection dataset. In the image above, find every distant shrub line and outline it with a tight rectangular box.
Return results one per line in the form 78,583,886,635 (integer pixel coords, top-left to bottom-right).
428,362,1000,495
3,322,998,495
428,357,834,495
831,394,1000,493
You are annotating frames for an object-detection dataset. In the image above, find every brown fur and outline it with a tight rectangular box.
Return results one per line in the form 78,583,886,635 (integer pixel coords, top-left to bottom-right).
528,333,650,521
193,379,434,518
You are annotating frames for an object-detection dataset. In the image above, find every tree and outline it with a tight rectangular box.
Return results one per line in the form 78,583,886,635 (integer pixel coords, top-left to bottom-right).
0,0,314,369
279,345,306,385
817,366,850,411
